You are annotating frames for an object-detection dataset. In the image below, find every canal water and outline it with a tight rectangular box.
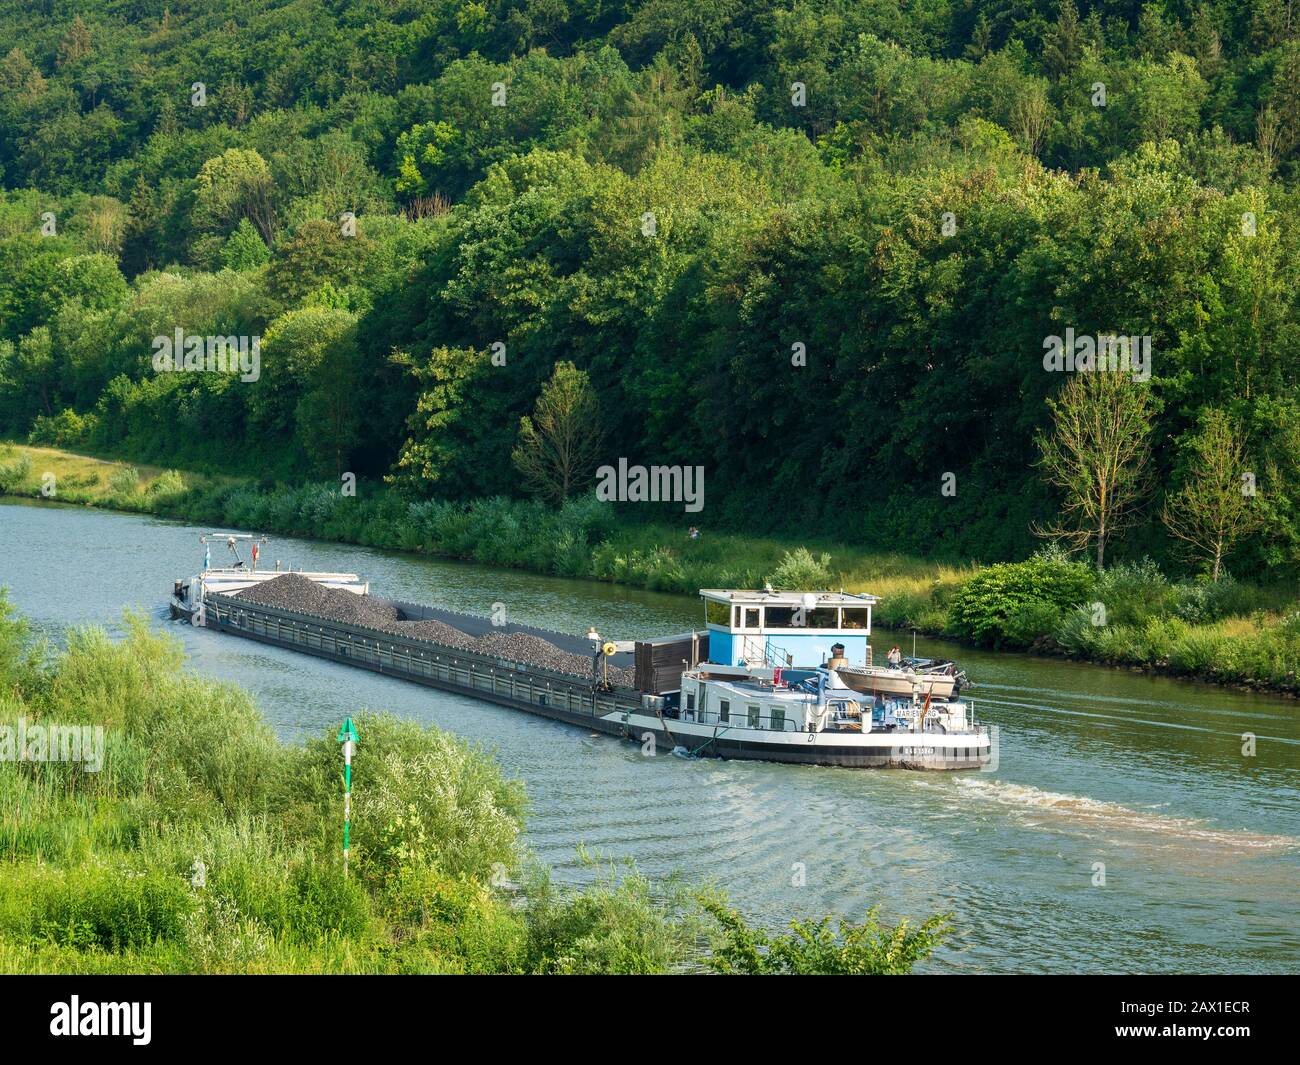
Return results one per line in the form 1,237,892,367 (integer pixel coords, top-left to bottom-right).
2,500,1297,973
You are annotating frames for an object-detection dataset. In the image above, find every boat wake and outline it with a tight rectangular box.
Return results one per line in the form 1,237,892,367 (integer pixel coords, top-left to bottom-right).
952,778,1297,852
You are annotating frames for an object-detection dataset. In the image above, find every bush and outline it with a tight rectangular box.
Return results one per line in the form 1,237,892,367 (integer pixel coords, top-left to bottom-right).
523,858,696,975
946,552,1094,646
288,714,526,887
766,548,834,589
37,866,193,950
284,863,371,943
147,469,187,502
1169,576,1253,624
1002,599,1063,648
27,409,91,447
107,465,140,496
384,869,526,974
701,895,949,975
0,448,33,493
181,894,272,973
1091,559,1171,627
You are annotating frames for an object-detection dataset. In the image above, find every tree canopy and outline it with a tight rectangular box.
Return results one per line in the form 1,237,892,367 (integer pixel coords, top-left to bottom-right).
2,1,1300,575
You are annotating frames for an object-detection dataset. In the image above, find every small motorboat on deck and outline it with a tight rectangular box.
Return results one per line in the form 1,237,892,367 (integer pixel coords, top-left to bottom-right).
835,658,967,700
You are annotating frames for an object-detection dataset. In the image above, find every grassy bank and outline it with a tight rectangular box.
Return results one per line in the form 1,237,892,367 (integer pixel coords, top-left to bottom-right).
4,442,1300,697
0,591,947,975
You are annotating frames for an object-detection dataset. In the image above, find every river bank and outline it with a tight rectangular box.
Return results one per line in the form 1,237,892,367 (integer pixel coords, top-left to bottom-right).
3,442,1300,698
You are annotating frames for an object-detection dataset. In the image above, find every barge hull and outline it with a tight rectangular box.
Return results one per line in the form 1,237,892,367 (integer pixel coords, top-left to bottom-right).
193,591,990,769
200,592,638,738
617,720,991,769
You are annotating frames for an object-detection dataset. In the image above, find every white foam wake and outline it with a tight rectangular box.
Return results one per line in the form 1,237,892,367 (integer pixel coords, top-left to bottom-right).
953,777,1296,852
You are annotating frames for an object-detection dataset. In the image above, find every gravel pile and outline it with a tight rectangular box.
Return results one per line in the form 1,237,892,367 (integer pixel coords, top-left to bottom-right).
236,572,400,627
235,573,634,683
474,630,597,678
393,617,476,649
472,631,633,685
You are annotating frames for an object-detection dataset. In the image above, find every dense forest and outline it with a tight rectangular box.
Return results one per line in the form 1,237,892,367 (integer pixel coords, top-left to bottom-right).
2,0,1299,570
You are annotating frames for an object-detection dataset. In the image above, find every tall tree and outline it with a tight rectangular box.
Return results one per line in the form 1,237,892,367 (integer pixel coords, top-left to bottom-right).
1035,371,1155,571
1043,0,1082,81
1161,411,1263,580
192,148,276,246
512,361,604,504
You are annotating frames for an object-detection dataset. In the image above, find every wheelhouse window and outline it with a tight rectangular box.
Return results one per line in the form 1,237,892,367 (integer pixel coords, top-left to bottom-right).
764,605,797,627
771,707,786,731
806,607,839,628
719,699,730,723
685,691,695,711
840,607,871,629
705,600,730,626
747,704,761,728
743,607,761,630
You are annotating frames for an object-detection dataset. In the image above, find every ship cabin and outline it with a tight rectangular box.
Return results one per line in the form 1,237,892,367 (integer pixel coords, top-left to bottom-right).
700,589,880,670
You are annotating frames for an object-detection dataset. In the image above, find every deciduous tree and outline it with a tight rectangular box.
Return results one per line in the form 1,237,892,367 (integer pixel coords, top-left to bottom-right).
1162,410,1263,580
511,361,604,504
1035,371,1156,571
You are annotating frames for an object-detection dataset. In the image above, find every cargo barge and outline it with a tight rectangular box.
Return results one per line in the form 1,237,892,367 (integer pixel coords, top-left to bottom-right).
170,537,993,769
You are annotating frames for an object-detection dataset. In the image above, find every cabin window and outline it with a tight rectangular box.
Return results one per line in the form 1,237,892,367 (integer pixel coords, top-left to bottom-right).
841,607,871,630
743,607,761,630
719,699,730,723
747,704,761,729
764,606,798,628
705,600,729,626
771,707,786,731
685,691,695,712
806,607,839,628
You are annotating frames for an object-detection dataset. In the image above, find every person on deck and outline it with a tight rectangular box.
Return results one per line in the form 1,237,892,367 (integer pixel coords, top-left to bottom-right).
887,645,902,670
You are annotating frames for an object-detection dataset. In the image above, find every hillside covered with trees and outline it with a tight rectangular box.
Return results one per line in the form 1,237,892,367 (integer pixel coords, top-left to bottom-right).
2,0,1299,572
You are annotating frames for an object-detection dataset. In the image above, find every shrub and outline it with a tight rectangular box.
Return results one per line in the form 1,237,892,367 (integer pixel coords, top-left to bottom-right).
523,858,696,975
701,895,949,975
1002,599,1063,648
147,469,187,502
385,868,526,974
1169,576,1253,624
1167,628,1224,675
946,553,1094,645
37,866,193,950
766,548,833,590
0,448,33,493
27,409,91,447
1092,559,1171,627
288,714,526,886
284,863,371,943
181,894,272,973
107,465,140,496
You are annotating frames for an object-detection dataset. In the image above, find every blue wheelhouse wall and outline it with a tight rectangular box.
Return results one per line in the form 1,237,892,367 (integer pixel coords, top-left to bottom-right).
704,628,869,669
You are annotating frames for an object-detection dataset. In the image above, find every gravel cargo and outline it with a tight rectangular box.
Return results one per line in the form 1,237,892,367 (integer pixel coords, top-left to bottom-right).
235,574,634,684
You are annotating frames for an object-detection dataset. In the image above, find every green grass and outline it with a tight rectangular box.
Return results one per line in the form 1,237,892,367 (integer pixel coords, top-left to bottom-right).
0,441,236,512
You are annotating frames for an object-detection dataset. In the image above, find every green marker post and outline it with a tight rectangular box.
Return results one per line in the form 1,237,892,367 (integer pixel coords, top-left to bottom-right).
336,717,360,877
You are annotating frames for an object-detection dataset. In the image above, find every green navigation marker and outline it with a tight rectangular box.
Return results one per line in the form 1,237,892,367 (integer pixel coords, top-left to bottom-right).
336,717,360,876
